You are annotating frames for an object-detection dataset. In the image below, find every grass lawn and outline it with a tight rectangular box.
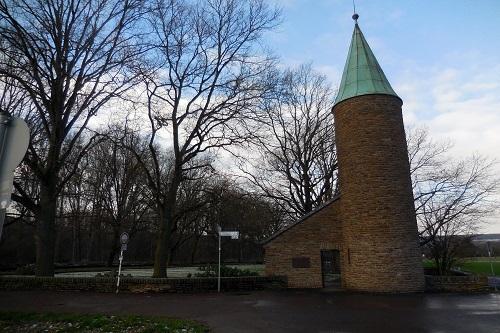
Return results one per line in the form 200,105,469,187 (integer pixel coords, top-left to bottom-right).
0,312,209,333
423,257,500,276
457,259,500,276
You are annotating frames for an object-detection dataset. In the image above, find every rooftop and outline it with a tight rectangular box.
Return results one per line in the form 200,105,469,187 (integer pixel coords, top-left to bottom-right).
334,13,400,106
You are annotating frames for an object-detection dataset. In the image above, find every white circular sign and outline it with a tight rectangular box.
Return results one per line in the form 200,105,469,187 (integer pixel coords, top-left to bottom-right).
120,232,129,244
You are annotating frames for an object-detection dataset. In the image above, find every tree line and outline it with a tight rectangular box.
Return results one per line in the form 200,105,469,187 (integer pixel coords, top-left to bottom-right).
1,0,498,277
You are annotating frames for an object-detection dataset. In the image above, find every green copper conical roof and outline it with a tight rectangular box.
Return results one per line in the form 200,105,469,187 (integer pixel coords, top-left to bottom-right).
334,14,399,106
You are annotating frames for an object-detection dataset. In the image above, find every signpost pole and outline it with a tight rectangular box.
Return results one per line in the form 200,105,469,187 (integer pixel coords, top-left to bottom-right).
116,232,129,293
116,250,124,293
218,226,221,293
487,241,497,291
217,229,239,293
0,209,5,240
0,115,10,240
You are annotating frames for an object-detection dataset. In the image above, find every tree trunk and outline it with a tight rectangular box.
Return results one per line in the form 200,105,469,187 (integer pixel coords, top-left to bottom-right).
87,198,103,262
106,231,119,267
86,229,97,262
238,238,243,263
152,169,182,278
190,235,201,265
168,243,175,266
106,248,118,268
34,189,57,277
152,213,171,278
72,216,82,263
73,192,82,263
259,246,265,263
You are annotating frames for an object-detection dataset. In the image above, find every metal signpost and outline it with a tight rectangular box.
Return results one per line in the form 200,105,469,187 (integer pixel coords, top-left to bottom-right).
116,231,129,293
0,114,30,240
218,227,239,292
487,241,497,291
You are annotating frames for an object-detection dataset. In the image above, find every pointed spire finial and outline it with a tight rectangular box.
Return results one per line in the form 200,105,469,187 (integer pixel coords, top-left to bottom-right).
352,0,358,24
352,13,359,25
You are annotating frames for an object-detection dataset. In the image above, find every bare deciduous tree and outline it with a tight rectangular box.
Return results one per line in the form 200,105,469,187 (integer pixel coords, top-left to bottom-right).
243,63,337,218
133,0,281,277
407,125,500,274
0,0,145,276
87,130,153,267
196,176,285,262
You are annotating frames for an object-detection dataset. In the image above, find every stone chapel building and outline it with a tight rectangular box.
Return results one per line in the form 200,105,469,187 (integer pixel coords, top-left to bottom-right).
262,14,425,293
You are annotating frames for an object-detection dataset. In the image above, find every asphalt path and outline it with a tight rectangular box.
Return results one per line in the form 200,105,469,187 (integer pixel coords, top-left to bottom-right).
1,289,500,332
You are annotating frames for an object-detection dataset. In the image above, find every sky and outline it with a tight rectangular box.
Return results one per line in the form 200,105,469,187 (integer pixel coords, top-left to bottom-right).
266,0,500,232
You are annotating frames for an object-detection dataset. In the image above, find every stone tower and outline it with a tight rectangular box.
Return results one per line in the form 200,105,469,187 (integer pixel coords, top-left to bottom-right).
332,14,425,292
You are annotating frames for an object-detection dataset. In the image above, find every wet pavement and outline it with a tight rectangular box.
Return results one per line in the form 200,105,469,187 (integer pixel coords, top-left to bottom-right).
489,276,500,290
1,289,499,332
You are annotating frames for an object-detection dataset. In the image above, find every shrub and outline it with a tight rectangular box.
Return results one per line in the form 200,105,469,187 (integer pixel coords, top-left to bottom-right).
194,265,259,277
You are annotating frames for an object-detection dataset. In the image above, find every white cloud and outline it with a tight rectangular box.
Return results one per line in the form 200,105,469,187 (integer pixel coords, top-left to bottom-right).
397,61,500,233
398,60,500,151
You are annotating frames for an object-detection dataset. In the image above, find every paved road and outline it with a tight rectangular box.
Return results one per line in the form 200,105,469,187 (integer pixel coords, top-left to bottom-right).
1,289,500,332
489,276,500,290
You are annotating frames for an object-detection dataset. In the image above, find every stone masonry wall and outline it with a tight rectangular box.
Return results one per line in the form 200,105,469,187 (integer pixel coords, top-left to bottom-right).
333,94,425,293
425,275,488,292
0,276,287,293
263,200,343,288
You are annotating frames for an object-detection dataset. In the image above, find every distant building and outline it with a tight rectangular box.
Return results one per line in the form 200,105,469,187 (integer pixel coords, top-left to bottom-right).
262,14,425,293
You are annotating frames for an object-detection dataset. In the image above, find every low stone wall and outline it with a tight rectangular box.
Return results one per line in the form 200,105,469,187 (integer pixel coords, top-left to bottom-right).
425,275,488,292
1,275,488,293
0,276,287,293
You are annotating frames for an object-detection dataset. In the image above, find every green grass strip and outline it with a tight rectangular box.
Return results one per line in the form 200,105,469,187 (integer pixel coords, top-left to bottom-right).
458,261,500,275
0,311,209,332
